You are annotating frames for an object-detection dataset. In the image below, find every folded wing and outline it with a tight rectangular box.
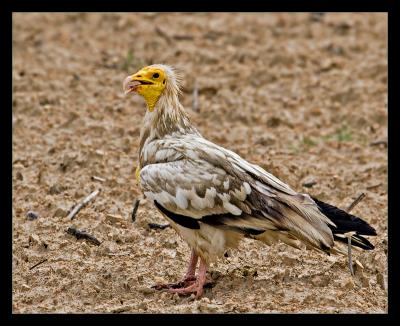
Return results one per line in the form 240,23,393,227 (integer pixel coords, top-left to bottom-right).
140,136,336,252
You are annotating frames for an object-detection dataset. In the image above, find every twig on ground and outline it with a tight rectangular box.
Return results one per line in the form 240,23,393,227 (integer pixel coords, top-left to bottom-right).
366,183,382,190
29,258,48,270
346,192,366,213
131,199,140,222
192,80,199,112
66,227,101,246
67,189,100,220
369,140,387,147
91,176,106,182
155,27,172,44
148,223,171,230
173,35,194,41
108,251,131,256
302,180,317,188
344,192,366,276
347,235,354,276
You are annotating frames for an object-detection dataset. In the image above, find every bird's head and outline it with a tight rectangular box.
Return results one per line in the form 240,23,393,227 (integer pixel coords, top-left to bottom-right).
123,64,181,111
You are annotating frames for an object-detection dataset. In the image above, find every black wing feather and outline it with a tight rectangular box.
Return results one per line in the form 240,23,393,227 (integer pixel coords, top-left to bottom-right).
312,197,377,250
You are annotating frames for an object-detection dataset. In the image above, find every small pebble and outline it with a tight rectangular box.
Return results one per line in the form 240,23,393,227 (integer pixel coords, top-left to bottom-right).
138,301,148,310
138,286,155,295
302,176,318,188
29,233,42,246
53,207,68,218
341,277,355,290
49,183,65,195
21,284,31,291
376,273,387,291
106,214,127,226
26,211,39,220
16,171,24,181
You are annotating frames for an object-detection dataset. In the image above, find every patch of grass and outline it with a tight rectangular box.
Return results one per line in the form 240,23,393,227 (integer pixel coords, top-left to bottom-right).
302,136,317,148
121,49,141,72
335,124,353,142
321,124,353,142
288,143,301,154
121,49,135,71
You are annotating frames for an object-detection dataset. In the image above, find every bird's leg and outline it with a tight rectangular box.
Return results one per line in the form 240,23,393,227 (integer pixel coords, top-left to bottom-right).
183,249,198,281
167,258,208,298
152,249,198,290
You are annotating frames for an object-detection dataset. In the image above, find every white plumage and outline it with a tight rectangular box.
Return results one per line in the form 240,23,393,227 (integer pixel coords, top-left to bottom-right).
124,64,376,298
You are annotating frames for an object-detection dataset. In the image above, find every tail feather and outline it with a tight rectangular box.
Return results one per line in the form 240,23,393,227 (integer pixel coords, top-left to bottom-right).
311,197,377,250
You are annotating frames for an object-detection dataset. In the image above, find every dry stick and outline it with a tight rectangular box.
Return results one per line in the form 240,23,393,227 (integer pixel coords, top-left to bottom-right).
173,35,194,41
366,183,382,190
67,189,100,220
347,236,354,276
148,223,171,230
155,26,172,44
345,192,366,276
66,227,101,246
370,140,387,147
91,176,106,182
29,258,48,270
192,80,199,112
108,251,131,256
131,199,140,222
346,192,366,213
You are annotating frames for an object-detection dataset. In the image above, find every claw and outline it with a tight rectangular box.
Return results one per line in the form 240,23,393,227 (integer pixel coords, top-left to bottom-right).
152,276,196,291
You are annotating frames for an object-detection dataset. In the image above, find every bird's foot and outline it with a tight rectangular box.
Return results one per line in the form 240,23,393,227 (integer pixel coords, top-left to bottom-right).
152,276,196,291
166,279,205,298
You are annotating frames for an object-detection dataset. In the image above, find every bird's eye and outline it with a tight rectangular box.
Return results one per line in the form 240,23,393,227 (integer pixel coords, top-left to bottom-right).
153,73,159,79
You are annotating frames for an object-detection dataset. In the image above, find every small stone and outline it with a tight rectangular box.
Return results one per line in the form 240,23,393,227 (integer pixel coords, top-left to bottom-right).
164,239,178,249
138,286,155,295
21,284,31,291
29,234,42,246
106,214,127,226
266,116,281,128
341,277,355,290
16,171,24,181
255,135,276,147
80,242,92,256
210,270,222,281
281,253,298,266
376,273,387,291
302,176,318,188
26,211,39,220
200,303,219,313
311,275,330,287
49,183,65,195
302,294,314,304
200,297,210,304
53,206,68,218
138,301,148,310
355,265,370,288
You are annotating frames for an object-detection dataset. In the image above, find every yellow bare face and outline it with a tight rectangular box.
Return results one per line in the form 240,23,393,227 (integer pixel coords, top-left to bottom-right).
123,66,167,111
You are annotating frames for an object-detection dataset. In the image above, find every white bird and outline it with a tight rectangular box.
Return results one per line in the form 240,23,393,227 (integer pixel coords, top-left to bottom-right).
123,64,376,298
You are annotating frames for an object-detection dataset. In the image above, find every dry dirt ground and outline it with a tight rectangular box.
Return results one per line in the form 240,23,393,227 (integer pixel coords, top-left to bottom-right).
12,13,388,313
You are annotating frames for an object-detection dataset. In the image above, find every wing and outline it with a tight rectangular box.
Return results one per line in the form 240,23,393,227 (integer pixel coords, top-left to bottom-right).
140,135,335,251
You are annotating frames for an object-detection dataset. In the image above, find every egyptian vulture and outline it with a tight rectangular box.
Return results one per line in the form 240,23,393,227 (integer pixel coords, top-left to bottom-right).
123,64,376,298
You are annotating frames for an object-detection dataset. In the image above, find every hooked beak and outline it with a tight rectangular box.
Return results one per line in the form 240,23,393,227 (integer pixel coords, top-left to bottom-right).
123,75,141,95
123,73,154,95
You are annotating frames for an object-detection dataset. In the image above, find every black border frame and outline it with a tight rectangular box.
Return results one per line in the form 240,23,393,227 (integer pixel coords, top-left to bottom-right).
3,0,398,321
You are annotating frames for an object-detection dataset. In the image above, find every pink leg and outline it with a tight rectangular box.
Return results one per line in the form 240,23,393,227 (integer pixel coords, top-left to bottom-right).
168,258,208,298
152,249,198,290
183,249,198,280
